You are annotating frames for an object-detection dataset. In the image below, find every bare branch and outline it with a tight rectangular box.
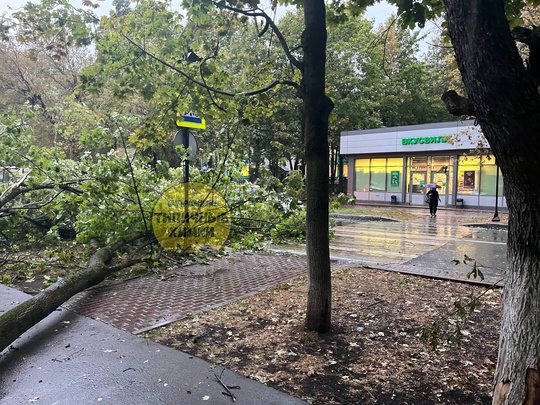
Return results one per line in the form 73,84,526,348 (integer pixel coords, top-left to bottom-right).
122,36,300,97
0,179,87,210
213,2,303,71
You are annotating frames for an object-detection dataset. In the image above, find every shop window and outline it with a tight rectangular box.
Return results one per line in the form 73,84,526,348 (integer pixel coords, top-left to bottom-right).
410,172,427,193
406,157,428,193
410,156,427,171
458,156,480,195
431,156,452,194
370,158,386,191
354,159,370,192
480,164,504,195
386,158,402,192
354,157,406,193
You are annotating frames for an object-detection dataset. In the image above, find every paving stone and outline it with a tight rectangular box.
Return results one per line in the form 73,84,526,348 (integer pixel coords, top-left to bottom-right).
63,213,507,335
64,253,308,334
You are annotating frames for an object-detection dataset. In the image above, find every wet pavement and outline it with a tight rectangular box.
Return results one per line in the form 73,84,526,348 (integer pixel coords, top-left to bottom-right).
63,253,308,334
0,284,307,405
0,205,507,404
336,220,506,285
277,207,507,286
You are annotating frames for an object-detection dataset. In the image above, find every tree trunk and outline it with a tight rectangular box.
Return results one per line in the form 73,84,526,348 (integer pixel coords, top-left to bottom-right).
302,0,334,333
494,210,540,405
443,1,540,403
0,234,145,354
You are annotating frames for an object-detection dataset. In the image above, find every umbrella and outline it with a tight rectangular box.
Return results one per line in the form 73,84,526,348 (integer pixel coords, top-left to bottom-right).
422,183,442,189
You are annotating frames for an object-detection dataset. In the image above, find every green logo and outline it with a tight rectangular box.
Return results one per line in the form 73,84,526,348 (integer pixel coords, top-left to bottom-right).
390,171,400,186
402,136,449,145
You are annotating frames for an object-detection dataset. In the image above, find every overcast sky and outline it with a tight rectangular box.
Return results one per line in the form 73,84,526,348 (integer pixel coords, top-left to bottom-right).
1,0,111,14
1,0,397,25
2,0,112,14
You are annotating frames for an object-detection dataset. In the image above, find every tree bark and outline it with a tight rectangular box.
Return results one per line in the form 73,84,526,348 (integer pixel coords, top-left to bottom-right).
302,0,334,333
0,233,146,354
441,90,475,116
443,1,540,404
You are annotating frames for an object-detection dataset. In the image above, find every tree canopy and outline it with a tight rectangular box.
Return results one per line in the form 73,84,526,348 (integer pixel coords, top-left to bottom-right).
0,0,471,354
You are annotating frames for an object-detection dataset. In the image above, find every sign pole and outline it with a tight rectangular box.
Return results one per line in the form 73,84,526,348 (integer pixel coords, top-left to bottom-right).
183,127,190,184
492,166,500,222
175,112,206,251
182,127,190,250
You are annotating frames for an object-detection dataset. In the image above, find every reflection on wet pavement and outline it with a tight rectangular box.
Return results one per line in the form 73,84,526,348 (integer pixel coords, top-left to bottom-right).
275,218,507,281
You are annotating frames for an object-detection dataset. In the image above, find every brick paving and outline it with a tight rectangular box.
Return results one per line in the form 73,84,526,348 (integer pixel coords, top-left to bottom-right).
63,249,503,336
63,209,507,335
64,253,309,334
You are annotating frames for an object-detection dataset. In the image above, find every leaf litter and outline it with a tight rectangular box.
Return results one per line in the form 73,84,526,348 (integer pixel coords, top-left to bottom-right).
144,267,502,404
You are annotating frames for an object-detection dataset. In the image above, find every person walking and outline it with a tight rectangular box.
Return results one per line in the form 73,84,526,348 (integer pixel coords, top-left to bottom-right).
427,187,441,217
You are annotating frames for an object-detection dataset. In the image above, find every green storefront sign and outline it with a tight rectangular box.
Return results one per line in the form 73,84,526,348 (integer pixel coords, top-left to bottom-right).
402,136,449,145
390,171,400,187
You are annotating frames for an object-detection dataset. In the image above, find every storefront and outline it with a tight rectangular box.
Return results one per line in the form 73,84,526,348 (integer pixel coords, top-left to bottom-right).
340,120,507,209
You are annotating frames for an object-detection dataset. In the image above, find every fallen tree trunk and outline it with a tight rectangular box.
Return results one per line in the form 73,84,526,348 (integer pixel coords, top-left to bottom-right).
0,232,148,354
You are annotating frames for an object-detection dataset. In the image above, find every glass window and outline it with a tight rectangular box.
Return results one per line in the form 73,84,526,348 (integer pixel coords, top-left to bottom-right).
387,158,403,192
431,156,451,194
407,157,427,193
458,156,480,195
410,157,427,171
354,159,370,192
432,156,450,174
370,158,386,191
410,172,427,193
431,172,447,194
480,164,504,195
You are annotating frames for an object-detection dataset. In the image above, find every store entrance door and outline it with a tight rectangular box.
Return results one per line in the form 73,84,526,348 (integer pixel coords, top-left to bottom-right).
431,172,449,206
407,171,427,205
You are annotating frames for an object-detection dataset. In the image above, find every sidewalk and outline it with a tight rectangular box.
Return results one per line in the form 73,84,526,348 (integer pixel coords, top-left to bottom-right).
0,283,308,405
63,253,309,334
331,205,506,286
354,205,508,225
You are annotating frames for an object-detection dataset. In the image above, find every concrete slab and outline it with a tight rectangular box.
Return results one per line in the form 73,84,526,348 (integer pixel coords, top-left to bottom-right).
0,284,307,405
406,239,506,279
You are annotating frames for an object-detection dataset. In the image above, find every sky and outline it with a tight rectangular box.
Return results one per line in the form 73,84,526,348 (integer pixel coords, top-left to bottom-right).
1,0,108,13
1,0,398,25
1,1,437,54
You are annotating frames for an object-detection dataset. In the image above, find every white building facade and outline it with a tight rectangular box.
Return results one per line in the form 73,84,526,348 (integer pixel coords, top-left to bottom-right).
340,120,507,209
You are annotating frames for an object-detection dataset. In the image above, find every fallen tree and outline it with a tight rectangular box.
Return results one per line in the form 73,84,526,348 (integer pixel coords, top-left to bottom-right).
0,231,149,354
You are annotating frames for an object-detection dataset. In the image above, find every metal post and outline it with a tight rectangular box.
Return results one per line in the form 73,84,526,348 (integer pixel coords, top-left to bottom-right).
408,160,413,205
183,127,189,184
492,166,500,222
183,127,190,250
445,169,449,207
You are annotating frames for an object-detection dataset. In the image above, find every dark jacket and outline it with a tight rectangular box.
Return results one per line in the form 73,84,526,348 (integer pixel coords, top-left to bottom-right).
427,189,440,205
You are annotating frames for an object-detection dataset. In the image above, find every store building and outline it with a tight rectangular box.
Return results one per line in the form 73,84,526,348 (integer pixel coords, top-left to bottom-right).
340,120,506,209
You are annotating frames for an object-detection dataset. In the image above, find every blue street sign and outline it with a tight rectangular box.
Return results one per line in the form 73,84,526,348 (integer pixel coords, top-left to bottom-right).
176,113,206,129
